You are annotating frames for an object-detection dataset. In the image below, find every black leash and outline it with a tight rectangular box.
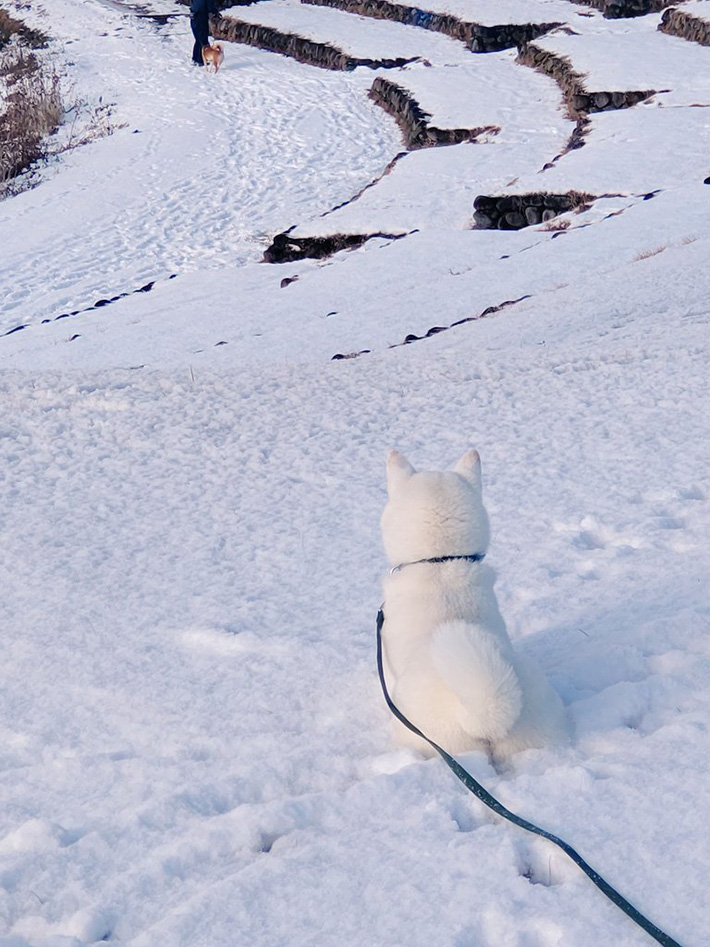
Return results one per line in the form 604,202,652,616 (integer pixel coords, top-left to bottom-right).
376,607,684,947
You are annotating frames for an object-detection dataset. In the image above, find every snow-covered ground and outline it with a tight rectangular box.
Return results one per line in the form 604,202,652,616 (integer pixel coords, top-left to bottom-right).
219,0,476,60
1,1,709,946
678,0,710,19
368,53,571,133
534,15,710,99
0,0,402,334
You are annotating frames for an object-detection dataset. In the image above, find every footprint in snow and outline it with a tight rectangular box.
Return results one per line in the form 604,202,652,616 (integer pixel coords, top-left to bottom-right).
643,484,705,551
551,516,642,581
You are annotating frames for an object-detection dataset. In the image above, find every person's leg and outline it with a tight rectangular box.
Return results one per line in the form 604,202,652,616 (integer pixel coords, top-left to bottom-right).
190,13,209,63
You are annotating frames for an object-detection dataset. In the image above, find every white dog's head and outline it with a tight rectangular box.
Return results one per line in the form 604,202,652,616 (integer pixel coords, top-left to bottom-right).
381,450,490,567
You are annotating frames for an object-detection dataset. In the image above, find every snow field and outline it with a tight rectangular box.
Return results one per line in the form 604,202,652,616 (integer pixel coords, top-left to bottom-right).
5,179,709,370
1,301,708,944
678,0,710,19
1,0,710,944
363,50,573,136
5,0,708,341
285,50,577,236
534,14,710,103
220,0,477,63
0,0,402,335
514,105,710,192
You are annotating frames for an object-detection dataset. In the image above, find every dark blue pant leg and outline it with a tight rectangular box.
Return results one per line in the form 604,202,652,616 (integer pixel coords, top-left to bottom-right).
190,13,209,64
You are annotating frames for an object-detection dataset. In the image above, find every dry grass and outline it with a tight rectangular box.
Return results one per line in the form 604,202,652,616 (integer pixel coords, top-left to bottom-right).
0,8,124,197
633,245,667,262
567,189,595,207
0,9,48,49
0,46,62,190
0,8,59,192
540,218,571,232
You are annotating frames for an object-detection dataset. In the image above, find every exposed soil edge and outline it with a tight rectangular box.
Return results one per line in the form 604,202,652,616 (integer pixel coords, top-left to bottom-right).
263,230,410,262
331,295,531,359
318,150,409,219
369,77,499,149
211,13,418,68
302,0,561,52
1,277,170,339
658,7,710,46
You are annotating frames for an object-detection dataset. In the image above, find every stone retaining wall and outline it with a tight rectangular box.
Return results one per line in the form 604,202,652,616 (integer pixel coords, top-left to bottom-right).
473,191,595,229
658,7,710,46
211,14,417,69
573,0,675,16
302,0,561,52
369,77,499,149
517,42,656,119
263,230,407,262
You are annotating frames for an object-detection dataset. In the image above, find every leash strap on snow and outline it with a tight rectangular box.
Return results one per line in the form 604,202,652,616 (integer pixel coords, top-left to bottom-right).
376,607,683,947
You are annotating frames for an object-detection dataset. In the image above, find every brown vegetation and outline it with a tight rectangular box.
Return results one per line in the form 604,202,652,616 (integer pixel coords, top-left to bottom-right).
0,9,124,197
0,43,62,191
633,245,666,261
0,9,48,50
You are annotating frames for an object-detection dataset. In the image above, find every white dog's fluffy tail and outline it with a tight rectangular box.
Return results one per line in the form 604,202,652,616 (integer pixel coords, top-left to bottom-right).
430,621,523,742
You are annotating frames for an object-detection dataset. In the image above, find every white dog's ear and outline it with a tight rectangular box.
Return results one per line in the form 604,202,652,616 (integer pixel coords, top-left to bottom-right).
387,450,415,495
454,449,482,490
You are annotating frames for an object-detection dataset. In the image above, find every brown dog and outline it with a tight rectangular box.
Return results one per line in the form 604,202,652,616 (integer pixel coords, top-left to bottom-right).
202,43,224,73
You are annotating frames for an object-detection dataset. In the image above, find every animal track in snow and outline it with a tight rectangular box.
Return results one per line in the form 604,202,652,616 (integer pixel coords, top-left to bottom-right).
554,517,643,581
555,490,704,581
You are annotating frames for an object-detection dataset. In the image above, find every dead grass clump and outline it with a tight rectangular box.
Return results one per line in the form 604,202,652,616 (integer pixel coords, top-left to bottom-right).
0,47,62,189
0,9,48,49
633,245,666,261
1,10,125,197
57,97,124,155
568,189,595,206
540,218,571,232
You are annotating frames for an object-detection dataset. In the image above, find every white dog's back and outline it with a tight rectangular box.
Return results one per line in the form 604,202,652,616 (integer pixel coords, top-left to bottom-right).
431,620,522,741
380,450,567,757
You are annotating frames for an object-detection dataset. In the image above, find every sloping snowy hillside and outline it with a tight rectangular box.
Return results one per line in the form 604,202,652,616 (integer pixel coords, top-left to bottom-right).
0,1,709,945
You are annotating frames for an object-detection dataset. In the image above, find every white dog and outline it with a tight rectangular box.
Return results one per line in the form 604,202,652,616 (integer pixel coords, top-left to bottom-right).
380,449,568,758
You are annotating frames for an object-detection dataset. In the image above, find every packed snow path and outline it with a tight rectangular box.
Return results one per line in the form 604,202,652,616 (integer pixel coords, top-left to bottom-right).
0,0,401,333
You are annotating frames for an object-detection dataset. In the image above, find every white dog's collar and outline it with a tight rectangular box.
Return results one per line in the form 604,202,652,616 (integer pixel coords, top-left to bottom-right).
390,553,485,575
